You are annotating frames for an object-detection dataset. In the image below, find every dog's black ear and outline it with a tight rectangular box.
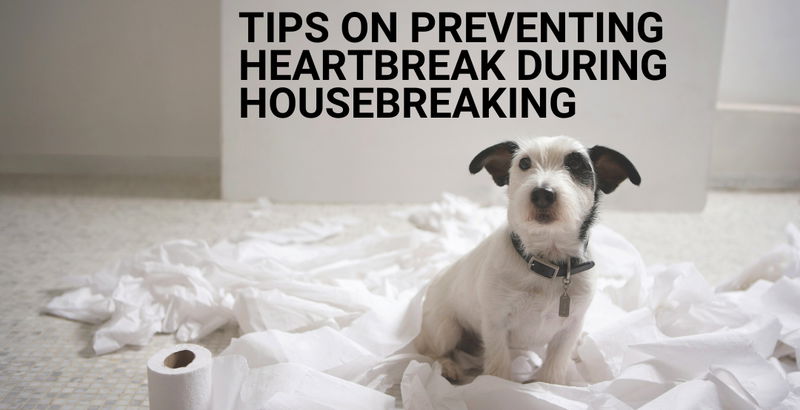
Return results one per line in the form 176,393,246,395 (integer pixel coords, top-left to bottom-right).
588,145,641,194
469,141,519,186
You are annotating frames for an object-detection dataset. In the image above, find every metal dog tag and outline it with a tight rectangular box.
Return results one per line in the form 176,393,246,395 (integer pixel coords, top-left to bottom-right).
559,292,570,317
559,259,572,317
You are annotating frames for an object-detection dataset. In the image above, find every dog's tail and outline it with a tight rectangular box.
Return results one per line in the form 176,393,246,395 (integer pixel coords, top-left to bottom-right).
716,223,800,292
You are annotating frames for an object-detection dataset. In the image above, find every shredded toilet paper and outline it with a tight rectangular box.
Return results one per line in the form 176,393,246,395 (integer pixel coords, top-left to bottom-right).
46,194,800,409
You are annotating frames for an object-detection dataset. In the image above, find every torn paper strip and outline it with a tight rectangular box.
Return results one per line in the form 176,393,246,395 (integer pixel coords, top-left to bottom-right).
45,196,800,409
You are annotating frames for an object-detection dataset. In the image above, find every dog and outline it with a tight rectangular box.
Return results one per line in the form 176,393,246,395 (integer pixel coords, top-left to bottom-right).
414,136,640,385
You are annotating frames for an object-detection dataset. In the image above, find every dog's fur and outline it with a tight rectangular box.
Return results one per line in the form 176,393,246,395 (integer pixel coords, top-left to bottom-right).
414,136,640,385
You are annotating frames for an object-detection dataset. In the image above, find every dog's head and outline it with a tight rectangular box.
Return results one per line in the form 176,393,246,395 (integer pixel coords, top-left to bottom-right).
470,136,640,257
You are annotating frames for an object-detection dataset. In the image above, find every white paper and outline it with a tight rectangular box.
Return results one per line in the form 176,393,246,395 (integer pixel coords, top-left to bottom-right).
148,344,214,410
46,195,800,409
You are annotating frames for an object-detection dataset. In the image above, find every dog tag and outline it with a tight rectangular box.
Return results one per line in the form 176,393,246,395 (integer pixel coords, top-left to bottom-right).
560,260,572,317
559,293,570,317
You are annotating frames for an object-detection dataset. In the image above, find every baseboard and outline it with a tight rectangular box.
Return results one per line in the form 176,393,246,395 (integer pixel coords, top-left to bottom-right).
710,103,800,189
0,154,220,177
711,176,800,190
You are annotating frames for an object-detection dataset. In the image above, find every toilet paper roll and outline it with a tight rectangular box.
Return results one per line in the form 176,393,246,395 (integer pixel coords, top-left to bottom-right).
147,344,213,410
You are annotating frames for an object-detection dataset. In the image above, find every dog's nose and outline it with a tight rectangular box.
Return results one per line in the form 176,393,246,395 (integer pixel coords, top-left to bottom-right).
531,187,556,208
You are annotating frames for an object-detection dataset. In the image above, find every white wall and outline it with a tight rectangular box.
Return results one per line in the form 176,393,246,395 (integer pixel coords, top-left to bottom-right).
711,0,800,188
717,0,800,106
222,0,727,210
1,1,793,193
0,0,220,176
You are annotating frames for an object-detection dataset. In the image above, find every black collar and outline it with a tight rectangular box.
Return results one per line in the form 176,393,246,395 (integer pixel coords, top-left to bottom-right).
510,232,595,278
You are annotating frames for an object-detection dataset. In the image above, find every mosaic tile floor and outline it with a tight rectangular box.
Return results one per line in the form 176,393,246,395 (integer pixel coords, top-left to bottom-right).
0,175,798,409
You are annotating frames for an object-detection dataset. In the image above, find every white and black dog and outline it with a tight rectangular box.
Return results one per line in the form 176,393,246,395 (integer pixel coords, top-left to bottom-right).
414,136,640,385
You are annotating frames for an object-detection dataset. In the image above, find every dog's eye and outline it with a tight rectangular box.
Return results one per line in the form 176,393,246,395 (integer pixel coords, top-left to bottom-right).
519,157,531,170
564,154,585,170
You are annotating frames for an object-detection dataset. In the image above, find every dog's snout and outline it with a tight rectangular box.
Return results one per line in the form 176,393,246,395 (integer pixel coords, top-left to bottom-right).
531,187,556,208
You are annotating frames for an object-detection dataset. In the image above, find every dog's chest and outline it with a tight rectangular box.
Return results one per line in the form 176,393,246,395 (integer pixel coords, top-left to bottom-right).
506,287,568,348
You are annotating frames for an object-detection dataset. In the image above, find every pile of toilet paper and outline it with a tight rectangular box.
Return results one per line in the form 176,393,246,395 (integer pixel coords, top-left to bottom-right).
46,194,800,409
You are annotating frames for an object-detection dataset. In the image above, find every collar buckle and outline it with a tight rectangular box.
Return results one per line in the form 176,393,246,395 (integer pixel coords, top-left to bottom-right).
529,256,561,279
511,231,594,279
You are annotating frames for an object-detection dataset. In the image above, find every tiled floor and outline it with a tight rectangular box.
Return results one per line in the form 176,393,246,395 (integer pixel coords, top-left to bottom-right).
0,175,798,408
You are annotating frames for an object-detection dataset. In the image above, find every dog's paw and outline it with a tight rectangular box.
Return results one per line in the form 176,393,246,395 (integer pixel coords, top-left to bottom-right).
483,362,512,381
533,368,568,385
437,357,464,382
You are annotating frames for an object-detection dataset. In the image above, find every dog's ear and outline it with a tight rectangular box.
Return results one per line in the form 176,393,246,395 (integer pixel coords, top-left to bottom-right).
469,141,519,186
588,146,641,194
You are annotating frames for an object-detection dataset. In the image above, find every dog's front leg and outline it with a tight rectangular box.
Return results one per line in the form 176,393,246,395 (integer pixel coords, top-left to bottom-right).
535,318,583,385
481,317,512,380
